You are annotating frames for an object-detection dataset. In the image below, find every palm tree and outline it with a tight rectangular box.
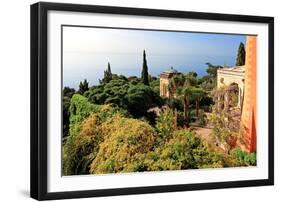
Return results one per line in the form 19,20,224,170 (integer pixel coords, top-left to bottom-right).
191,87,206,117
176,84,193,127
168,74,185,98
168,73,198,127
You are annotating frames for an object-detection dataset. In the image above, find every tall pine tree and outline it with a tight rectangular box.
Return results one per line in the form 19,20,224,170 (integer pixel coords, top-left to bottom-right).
141,50,149,85
235,42,246,66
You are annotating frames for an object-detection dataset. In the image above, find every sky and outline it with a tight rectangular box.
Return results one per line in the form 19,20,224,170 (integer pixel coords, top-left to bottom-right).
63,26,246,89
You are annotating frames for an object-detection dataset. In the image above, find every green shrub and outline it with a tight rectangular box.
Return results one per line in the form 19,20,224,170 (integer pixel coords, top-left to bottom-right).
144,130,224,171
189,109,206,126
150,78,160,95
86,80,164,118
155,107,174,139
166,98,183,111
62,87,76,139
68,94,101,139
68,94,128,138
125,84,163,117
199,96,214,110
229,147,257,166
176,111,185,127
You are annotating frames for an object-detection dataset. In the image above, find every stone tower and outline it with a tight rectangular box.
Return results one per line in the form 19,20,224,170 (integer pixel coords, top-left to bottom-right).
159,67,179,97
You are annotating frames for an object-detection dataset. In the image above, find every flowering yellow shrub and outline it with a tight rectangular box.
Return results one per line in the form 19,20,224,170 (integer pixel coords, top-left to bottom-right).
63,94,130,175
90,114,156,174
63,113,104,175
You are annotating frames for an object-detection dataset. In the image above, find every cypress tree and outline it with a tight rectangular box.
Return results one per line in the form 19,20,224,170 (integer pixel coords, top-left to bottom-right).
141,50,149,85
235,42,246,66
102,62,113,83
107,62,112,77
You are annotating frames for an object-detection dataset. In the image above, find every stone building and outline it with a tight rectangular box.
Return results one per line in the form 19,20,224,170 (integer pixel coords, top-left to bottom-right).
159,67,179,98
217,66,245,109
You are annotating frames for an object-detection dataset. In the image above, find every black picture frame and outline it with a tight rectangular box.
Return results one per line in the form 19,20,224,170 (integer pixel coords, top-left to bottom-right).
30,2,274,200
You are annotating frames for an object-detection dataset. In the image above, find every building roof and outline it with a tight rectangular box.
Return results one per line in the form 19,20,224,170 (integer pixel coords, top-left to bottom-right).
163,67,178,74
160,67,180,79
218,65,245,73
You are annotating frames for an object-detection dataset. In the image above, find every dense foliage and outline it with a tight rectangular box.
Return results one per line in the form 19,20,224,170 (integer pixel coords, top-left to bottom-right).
230,148,256,166
85,79,163,118
90,114,156,174
78,79,89,94
63,94,129,175
63,87,76,138
149,78,160,95
62,47,256,176
155,107,175,139
144,130,224,170
63,113,104,175
63,94,235,175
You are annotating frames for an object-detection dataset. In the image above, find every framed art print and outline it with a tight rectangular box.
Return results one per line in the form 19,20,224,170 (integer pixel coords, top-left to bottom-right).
30,2,274,200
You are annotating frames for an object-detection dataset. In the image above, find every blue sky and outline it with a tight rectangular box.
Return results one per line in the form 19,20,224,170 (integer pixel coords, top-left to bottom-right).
63,26,246,88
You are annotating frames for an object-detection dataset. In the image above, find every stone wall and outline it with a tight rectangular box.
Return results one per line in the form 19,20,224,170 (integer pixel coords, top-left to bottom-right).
241,36,257,152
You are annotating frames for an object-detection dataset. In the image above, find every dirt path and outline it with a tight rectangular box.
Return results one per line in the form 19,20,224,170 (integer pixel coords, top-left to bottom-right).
192,127,213,143
193,127,226,153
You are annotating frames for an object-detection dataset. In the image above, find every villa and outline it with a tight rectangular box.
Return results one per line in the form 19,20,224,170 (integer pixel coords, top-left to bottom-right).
217,36,257,152
159,36,257,153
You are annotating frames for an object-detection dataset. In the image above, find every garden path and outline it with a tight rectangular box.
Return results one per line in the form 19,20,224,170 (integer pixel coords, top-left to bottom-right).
193,127,226,153
193,127,212,143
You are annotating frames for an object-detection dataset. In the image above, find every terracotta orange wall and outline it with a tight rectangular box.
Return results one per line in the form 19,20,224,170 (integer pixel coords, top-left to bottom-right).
241,36,257,152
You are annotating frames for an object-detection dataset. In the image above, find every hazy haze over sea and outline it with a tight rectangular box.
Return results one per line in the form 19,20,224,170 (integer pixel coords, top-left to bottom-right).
63,26,246,89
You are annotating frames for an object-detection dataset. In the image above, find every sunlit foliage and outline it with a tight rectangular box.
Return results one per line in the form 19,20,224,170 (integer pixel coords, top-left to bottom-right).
155,107,174,139
63,94,129,175
63,113,103,175
144,130,224,171
90,114,156,174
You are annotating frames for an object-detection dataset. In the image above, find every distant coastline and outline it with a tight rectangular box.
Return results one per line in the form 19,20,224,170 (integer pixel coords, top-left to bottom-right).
63,54,236,89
